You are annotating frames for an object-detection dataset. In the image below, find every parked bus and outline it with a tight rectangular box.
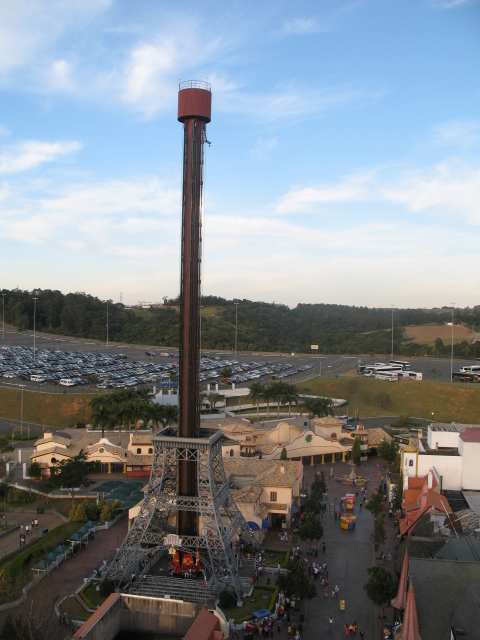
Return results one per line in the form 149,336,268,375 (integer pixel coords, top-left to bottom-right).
452,371,479,383
459,365,480,374
375,371,399,381
398,371,423,381
389,360,411,370
364,364,402,376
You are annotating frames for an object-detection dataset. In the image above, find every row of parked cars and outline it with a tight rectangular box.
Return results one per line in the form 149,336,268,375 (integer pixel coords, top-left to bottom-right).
0,346,317,391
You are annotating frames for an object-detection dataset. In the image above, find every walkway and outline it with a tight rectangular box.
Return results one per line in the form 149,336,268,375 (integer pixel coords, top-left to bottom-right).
0,511,65,559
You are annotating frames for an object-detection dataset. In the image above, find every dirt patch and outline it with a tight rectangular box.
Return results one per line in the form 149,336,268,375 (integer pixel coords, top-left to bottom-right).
404,324,473,345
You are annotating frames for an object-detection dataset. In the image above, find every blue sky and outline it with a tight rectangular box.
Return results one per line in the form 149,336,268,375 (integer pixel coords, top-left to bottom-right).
1,0,479,308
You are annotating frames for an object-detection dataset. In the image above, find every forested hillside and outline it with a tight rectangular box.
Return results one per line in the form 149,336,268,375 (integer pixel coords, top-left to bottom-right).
2,288,479,357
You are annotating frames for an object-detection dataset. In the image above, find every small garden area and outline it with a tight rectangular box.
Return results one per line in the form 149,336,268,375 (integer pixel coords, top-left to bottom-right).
220,585,278,623
78,579,108,610
59,595,91,622
262,549,290,567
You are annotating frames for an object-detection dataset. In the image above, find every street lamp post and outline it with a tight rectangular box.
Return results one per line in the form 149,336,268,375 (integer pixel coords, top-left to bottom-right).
2,294,5,340
32,296,38,361
450,303,455,383
106,300,109,349
19,384,25,436
234,302,239,357
391,304,395,361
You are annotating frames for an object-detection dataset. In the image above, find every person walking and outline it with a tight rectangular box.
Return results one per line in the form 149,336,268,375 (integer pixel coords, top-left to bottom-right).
322,541,326,554
345,624,349,637
359,629,365,639
329,616,333,631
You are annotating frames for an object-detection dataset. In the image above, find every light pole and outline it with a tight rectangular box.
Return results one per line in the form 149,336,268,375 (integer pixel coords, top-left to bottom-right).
2,293,5,340
450,303,455,383
106,300,109,349
234,302,239,357
19,384,25,436
319,360,322,377
32,296,38,361
391,304,395,361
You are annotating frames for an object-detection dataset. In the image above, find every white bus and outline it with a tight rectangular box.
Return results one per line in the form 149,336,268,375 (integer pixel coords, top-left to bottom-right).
459,365,480,374
59,378,75,386
30,374,45,382
389,360,411,370
399,371,423,381
375,371,399,381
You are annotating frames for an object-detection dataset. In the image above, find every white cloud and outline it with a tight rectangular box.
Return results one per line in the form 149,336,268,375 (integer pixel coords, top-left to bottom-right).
276,159,480,224
427,0,472,9
0,140,82,174
429,120,480,148
278,17,332,35
251,137,279,161
0,0,112,76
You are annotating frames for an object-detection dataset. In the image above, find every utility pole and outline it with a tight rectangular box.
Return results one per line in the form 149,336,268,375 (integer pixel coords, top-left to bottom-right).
106,300,109,349
391,304,395,361
234,302,239,357
450,303,455,383
32,296,38,361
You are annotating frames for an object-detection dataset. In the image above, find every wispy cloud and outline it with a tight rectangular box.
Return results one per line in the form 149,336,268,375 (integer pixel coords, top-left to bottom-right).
251,137,278,161
276,159,480,224
428,120,480,148
278,17,332,35
427,0,472,9
0,140,82,174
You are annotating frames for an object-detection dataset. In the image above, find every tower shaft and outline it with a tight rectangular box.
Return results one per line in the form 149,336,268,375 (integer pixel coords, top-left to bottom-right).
177,82,211,537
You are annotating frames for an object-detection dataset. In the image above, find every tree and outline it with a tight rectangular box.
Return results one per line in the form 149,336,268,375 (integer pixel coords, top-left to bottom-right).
90,395,114,439
269,381,287,418
371,514,386,550
300,396,334,419
275,560,316,600
0,437,13,457
299,513,324,542
363,566,397,606
263,385,275,418
206,392,223,413
351,436,361,465
283,383,299,416
377,438,398,464
280,447,288,460
48,453,99,508
395,413,411,428
27,461,42,481
248,381,264,421
365,491,384,517
393,473,403,510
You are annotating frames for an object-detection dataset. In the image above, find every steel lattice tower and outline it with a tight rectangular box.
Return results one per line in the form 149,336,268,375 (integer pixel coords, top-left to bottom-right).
107,82,259,603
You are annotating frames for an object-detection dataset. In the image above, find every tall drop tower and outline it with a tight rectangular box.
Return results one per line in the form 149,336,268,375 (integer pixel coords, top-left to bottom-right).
107,83,259,603
176,81,211,538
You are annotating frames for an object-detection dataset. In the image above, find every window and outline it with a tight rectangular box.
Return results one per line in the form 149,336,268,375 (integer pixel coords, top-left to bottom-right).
148,448,153,454
230,449,234,457
409,460,414,467
51,457,57,464
137,448,141,454
270,492,277,502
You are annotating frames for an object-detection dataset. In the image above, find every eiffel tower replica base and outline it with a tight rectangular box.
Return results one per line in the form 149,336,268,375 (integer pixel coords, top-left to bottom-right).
107,428,261,604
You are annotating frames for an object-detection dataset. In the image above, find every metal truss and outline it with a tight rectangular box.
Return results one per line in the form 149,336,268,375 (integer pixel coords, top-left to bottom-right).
107,429,260,603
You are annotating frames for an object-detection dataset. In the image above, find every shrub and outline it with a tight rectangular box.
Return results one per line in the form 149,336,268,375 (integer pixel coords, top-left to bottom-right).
219,589,237,609
7,488,35,505
99,578,115,597
69,499,100,523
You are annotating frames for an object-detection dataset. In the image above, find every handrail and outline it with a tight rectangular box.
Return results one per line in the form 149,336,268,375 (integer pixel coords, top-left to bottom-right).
179,80,211,92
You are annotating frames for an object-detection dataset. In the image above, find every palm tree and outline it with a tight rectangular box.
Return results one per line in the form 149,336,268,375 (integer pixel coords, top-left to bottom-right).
263,384,275,419
149,402,167,431
283,384,299,417
301,396,335,419
248,381,264,421
90,394,114,439
269,381,287,418
206,392,223,413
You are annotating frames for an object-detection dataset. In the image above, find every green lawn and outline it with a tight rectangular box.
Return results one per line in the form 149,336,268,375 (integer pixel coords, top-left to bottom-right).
221,585,278,623
59,595,91,622
0,387,91,428
78,580,107,610
294,377,480,424
6,492,97,518
263,549,290,567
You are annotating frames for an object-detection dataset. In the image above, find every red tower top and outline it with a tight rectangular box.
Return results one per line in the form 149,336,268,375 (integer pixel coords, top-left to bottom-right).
178,81,212,123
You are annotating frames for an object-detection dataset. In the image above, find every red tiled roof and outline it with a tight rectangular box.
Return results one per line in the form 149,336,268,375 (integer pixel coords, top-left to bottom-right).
396,583,423,640
459,428,480,443
399,505,430,537
407,477,425,490
183,607,221,640
391,551,408,610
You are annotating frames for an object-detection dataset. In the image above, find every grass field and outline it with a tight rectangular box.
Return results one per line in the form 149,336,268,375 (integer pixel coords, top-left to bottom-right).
6,494,96,518
404,323,474,345
59,595,91,622
294,377,480,423
221,585,277,622
0,387,91,428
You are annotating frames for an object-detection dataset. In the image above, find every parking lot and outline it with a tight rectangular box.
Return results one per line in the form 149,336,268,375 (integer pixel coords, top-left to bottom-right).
0,328,358,394
1,327,474,395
